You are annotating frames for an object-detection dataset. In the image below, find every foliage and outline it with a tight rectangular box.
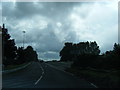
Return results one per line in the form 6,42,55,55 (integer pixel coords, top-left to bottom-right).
60,42,73,61
2,24,17,66
60,41,120,70
60,41,100,62
2,24,38,66
24,46,38,62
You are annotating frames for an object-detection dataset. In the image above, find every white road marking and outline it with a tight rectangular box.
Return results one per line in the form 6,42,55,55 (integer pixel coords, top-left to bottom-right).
90,83,98,88
35,76,43,85
34,63,45,85
42,71,44,74
40,65,44,72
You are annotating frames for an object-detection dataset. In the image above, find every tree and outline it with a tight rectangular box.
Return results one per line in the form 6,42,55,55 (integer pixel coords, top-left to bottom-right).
113,43,120,56
60,41,100,62
16,47,25,64
2,24,17,66
60,41,101,68
95,43,120,69
89,41,100,55
75,41,100,55
2,24,38,66
24,46,38,62
60,42,73,61
75,41,100,67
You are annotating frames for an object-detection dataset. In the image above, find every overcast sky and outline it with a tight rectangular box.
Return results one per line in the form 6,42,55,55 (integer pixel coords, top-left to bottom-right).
1,1,118,60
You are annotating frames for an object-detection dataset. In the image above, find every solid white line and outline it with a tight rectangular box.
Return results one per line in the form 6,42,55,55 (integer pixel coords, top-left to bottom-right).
90,83,98,88
35,76,43,85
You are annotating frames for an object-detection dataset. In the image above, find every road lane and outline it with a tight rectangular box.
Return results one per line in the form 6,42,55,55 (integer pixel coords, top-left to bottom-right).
35,62,94,88
2,61,95,88
2,62,43,88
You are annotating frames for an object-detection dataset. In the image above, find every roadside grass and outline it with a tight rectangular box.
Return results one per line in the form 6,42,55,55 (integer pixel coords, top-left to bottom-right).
65,67,120,88
3,62,30,70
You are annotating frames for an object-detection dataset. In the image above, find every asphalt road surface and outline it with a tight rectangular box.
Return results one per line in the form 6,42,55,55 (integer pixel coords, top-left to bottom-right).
2,62,96,88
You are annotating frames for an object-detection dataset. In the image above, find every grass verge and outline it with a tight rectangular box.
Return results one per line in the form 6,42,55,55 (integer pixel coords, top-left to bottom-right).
3,62,30,71
65,67,120,88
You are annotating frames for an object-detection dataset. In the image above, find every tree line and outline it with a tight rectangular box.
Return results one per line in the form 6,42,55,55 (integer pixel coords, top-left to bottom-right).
60,41,120,70
2,24,38,67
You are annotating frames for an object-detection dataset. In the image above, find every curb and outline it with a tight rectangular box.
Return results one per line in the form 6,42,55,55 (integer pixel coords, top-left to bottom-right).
2,62,32,74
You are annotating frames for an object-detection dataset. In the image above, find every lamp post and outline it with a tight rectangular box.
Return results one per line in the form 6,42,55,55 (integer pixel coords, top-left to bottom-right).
22,31,26,49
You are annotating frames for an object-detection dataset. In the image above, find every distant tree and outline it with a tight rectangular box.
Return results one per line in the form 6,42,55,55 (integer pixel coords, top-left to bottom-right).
33,51,38,61
60,41,101,68
2,24,17,66
112,43,120,69
60,42,73,61
16,46,38,64
95,43,120,69
89,41,100,55
60,41,100,62
113,43,120,56
2,24,38,66
24,46,38,62
72,41,100,55
16,47,25,64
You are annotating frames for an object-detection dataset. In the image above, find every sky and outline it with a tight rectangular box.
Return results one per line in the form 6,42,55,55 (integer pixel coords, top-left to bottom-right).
1,0,118,60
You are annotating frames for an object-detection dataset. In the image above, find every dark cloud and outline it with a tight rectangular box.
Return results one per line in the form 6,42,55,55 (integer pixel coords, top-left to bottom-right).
2,2,81,20
2,2,117,60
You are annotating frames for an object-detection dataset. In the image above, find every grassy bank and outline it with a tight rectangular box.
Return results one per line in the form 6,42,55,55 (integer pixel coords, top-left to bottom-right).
3,62,31,71
65,67,120,88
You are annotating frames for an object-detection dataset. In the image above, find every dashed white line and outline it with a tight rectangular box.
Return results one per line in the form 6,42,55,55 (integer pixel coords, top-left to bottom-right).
40,65,44,72
35,76,43,85
90,83,98,88
42,71,44,74
34,63,45,85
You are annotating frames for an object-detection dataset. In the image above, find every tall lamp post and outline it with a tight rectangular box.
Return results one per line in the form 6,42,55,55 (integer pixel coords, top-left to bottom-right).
22,31,26,49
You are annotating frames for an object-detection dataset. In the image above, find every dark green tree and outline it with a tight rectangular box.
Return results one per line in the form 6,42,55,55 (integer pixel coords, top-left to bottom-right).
113,43,120,56
2,24,17,66
24,46,38,62
16,47,25,64
95,43,120,69
60,42,73,61
75,41,100,67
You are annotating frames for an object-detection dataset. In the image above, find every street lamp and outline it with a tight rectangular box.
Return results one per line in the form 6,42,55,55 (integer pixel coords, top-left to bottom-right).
22,31,26,49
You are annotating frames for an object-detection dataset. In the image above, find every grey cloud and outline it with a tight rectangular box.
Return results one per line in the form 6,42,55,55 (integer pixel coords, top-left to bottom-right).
2,2,117,60
3,2,79,20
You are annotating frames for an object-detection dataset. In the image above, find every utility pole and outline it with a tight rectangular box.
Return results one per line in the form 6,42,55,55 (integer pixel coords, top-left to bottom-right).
22,31,26,49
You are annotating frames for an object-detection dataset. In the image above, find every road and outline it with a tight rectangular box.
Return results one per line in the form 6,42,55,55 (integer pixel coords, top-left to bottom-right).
2,62,96,88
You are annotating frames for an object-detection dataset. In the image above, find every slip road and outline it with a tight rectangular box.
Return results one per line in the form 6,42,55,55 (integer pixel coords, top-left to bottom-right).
2,62,95,88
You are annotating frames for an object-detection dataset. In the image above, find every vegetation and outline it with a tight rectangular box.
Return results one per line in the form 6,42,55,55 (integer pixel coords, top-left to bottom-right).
60,41,120,88
2,24,38,67
60,41,120,70
66,67,120,88
4,62,30,70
